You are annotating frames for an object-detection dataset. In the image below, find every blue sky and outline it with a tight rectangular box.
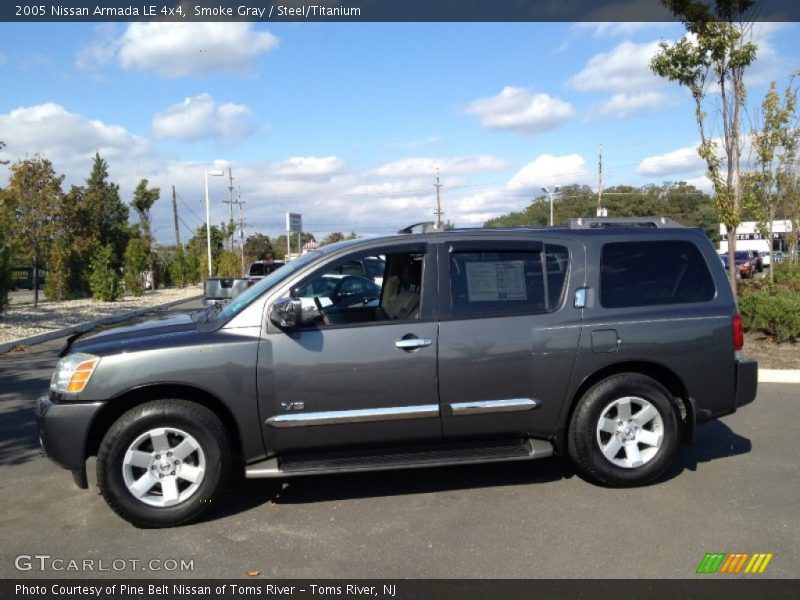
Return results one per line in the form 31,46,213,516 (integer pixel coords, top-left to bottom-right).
0,21,797,243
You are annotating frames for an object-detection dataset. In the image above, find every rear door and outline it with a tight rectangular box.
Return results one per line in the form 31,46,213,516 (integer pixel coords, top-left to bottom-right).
437,238,584,441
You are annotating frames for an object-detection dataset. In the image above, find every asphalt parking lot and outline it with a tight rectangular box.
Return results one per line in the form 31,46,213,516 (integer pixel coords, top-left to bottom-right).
0,300,797,579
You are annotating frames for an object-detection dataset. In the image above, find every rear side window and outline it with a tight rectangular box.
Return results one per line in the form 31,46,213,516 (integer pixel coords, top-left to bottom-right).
449,245,569,317
600,241,715,308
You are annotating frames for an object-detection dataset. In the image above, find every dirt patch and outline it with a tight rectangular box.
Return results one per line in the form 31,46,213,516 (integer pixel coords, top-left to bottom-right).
744,331,800,370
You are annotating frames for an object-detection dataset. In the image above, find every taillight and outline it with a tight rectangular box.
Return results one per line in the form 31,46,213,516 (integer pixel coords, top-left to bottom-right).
732,313,744,352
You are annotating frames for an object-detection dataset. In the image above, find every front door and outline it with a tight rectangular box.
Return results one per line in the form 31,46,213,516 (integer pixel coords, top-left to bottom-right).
257,243,441,454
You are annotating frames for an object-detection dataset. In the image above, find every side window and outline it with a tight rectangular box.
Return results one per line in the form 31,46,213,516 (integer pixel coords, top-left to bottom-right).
600,241,715,308
449,244,569,317
293,251,423,328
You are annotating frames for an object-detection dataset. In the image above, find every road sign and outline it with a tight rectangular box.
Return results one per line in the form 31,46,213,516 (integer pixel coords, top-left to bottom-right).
286,213,302,232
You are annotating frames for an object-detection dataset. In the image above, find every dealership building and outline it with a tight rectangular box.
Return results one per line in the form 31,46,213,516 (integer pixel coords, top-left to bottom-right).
719,220,793,254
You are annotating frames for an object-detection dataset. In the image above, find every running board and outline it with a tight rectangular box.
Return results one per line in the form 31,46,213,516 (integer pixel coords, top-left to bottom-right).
245,439,553,479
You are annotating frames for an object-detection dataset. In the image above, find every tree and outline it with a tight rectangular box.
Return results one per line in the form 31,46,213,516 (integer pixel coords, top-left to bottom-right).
243,233,275,264
84,154,130,268
130,179,160,288
321,232,345,246
0,156,64,307
650,0,758,293
0,139,9,166
89,244,122,301
187,224,225,277
123,237,149,296
44,238,71,301
274,232,316,258
168,246,194,288
749,76,799,281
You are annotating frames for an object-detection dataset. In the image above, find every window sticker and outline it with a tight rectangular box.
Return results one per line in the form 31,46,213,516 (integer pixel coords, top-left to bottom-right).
465,261,527,301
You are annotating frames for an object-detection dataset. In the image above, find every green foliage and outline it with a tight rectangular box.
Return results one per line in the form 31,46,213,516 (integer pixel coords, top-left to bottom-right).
0,156,65,307
0,236,12,316
84,154,130,268
187,224,226,276
485,182,718,238
739,287,800,342
185,249,202,285
123,237,149,297
130,179,160,238
89,244,122,302
216,250,242,278
772,260,800,287
273,232,316,258
44,237,72,301
243,233,275,263
168,246,193,288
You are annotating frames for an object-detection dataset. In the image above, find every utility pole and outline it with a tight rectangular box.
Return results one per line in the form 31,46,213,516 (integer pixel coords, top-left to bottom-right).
171,185,181,246
236,186,246,274
597,144,606,217
433,169,443,230
225,168,235,251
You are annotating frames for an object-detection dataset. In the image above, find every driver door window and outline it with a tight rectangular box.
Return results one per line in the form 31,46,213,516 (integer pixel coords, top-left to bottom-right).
292,251,424,328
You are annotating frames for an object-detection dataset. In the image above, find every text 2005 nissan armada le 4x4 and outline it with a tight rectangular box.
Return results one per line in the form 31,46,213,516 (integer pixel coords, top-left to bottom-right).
36,218,757,527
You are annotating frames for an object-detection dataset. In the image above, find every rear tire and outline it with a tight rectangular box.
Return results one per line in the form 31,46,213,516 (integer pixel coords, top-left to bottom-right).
97,399,230,528
568,374,679,487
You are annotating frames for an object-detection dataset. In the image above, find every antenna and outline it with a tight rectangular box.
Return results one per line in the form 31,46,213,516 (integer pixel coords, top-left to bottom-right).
597,144,607,217
224,168,235,251
236,186,247,273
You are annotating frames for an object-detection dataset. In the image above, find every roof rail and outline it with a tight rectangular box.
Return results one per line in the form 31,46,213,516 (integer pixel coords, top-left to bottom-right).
567,217,686,229
397,221,438,234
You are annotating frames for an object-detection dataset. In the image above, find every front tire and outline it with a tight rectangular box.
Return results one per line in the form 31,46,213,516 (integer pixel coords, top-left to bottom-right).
568,374,679,487
97,400,230,528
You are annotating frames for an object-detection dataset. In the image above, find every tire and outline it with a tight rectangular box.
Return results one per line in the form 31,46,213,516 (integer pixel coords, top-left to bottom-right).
568,374,679,487
97,399,231,528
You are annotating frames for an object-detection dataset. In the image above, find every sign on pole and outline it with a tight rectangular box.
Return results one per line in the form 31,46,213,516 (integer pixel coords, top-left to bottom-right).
286,213,302,233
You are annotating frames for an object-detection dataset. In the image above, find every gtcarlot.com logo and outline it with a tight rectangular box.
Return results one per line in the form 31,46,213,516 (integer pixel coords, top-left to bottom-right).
696,552,773,574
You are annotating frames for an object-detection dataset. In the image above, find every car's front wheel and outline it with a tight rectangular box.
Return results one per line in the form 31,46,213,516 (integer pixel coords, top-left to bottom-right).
568,374,679,487
97,400,230,528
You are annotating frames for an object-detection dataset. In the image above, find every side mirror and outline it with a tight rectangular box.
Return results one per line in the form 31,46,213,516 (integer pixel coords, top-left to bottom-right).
269,297,302,329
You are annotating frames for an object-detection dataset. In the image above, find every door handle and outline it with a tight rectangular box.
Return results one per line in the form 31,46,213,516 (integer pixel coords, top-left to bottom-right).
394,337,432,350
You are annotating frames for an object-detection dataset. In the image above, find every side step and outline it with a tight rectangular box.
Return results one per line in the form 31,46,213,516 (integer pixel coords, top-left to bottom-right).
245,438,553,479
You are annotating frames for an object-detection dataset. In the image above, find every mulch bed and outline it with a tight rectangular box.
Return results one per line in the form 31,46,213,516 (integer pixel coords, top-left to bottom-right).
744,331,800,370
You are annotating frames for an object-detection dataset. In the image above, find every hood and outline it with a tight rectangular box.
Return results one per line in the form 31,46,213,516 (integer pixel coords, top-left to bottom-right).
69,312,198,354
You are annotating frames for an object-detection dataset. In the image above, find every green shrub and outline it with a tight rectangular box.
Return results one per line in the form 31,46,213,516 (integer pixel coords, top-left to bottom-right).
216,250,242,278
89,244,122,302
123,237,148,297
772,261,800,290
45,238,72,301
739,288,800,342
168,246,192,288
0,238,12,316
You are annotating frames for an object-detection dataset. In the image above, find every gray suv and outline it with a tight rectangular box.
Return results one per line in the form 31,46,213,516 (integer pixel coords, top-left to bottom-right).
35,219,757,527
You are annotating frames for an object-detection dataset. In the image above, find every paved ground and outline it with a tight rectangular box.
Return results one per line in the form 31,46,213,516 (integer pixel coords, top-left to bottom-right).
0,300,797,579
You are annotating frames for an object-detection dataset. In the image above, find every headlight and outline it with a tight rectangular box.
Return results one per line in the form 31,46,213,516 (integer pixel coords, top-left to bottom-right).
50,353,100,394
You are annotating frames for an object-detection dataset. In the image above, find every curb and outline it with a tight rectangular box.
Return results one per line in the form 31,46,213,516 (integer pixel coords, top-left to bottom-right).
0,294,202,355
759,369,800,384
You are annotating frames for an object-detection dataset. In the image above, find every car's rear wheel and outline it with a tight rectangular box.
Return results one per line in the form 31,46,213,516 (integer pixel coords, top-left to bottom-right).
97,400,230,528
568,374,679,487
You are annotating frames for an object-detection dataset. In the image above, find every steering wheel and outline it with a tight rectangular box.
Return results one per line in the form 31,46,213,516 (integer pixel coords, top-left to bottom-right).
314,296,330,326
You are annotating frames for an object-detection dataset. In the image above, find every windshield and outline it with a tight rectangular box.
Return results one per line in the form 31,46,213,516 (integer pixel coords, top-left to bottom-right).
215,251,322,322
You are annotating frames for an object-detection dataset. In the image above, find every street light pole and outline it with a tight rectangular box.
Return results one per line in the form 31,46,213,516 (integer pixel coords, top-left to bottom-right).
541,186,562,227
205,169,224,277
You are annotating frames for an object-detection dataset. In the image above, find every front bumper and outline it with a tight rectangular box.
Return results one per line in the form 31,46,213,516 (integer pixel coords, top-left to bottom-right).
35,394,104,487
734,359,758,409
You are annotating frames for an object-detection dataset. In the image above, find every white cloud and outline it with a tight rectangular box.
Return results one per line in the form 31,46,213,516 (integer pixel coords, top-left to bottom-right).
268,156,347,178
594,91,669,118
573,22,675,38
77,23,278,77
568,41,664,93
507,154,593,196
371,155,509,178
152,93,254,142
637,144,705,177
463,87,575,135
0,103,151,176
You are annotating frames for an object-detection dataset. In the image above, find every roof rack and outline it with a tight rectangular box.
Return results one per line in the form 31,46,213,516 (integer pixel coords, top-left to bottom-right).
567,217,686,229
397,221,439,234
